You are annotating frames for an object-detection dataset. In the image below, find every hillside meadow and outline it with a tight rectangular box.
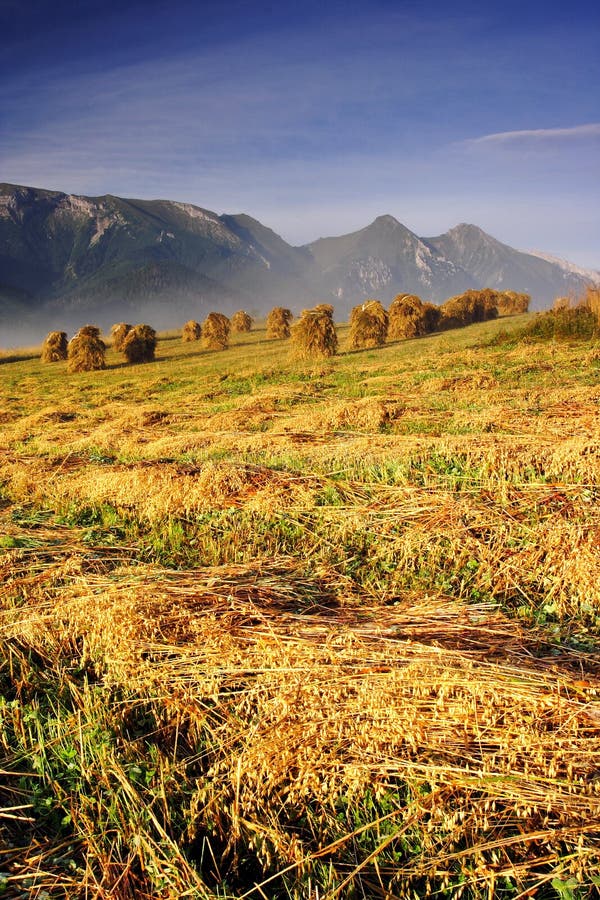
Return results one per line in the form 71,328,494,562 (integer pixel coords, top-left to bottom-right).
1,314,600,899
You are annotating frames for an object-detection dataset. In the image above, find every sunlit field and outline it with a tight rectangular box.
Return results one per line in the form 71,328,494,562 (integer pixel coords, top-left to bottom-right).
1,314,600,899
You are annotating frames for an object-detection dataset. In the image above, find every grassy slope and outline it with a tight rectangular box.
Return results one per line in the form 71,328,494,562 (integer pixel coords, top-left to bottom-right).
1,315,600,899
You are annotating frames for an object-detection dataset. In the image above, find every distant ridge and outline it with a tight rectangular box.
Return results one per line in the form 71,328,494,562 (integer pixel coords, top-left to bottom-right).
526,249,600,285
1,182,597,335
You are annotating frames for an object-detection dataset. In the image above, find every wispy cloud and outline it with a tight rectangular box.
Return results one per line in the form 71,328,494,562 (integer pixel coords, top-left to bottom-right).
1,6,599,267
467,123,600,144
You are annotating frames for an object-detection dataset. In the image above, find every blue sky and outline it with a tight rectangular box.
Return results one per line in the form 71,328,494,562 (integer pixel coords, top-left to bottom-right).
1,0,599,266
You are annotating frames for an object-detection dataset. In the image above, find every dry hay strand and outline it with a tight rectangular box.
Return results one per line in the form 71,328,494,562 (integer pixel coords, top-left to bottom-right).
67,327,106,373
202,312,231,350
40,330,68,362
388,293,429,339
496,291,530,315
181,319,202,342
440,371,499,391
349,299,389,349
7,554,600,897
208,396,280,432
266,306,293,339
122,324,157,363
291,307,338,358
306,397,404,432
139,409,170,427
26,458,315,520
110,322,132,351
230,310,253,333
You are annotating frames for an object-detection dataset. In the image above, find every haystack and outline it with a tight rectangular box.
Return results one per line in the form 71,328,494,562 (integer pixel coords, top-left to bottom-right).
478,288,500,321
122,324,157,363
387,294,429,339
439,295,471,330
231,310,253,333
266,307,293,339
202,312,231,350
182,320,202,342
313,303,335,318
496,291,530,316
349,300,388,349
422,301,441,332
78,325,103,339
291,307,338,358
67,327,106,373
110,323,132,351
439,290,498,330
41,331,68,362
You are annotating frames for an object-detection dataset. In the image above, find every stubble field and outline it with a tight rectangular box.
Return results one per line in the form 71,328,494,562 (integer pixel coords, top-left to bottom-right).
1,315,600,899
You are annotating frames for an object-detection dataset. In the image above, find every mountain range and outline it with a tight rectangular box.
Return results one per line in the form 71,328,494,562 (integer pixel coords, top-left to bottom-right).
1,182,598,338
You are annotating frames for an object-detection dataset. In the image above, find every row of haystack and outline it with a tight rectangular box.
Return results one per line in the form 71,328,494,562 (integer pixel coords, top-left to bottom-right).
266,290,530,353
437,289,500,331
348,289,531,350
182,313,231,350
181,305,327,351
283,289,530,357
40,288,532,371
349,295,436,349
41,325,107,373
42,323,157,372
182,310,254,348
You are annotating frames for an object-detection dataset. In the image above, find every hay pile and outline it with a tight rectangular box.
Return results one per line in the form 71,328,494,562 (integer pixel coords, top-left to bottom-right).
182,320,202,342
349,299,388,349
266,306,293,339
439,295,471,330
439,290,499,330
478,287,501,320
202,312,231,350
313,303,335,317
79,325,103,338
291,306,338,358
496,291,530,315
230,310,253,333
110,323,132,351
41,331,68,362
388,294,429,339
67,326,106,373
122,324,157,363
422,301,441,332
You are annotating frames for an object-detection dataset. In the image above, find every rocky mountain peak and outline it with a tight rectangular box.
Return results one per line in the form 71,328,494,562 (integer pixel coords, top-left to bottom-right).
370,214,402,228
